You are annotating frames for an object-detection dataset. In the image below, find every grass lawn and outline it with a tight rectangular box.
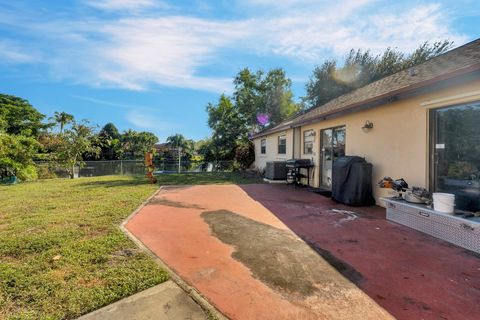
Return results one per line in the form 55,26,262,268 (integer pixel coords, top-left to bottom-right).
0,173,260,320
156,171,263,185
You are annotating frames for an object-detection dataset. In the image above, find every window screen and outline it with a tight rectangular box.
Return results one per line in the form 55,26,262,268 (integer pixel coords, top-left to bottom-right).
304,130,314,154
278,135,286,154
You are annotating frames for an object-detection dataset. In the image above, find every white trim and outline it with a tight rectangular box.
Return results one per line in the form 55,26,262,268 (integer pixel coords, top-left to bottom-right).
421,90,480,108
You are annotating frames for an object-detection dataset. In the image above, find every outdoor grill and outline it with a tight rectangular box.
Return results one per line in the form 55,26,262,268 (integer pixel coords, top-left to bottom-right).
286,159,314,186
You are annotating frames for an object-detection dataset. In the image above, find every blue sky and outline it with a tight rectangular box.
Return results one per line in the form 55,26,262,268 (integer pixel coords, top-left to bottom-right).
1,0,479,141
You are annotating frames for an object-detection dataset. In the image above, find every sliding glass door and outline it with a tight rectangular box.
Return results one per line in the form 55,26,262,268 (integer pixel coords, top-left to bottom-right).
320,126,346,189
430,102,480,212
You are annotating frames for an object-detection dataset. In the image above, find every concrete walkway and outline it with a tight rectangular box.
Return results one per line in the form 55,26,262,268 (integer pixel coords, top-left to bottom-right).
126,185,394,320
77,280,207,320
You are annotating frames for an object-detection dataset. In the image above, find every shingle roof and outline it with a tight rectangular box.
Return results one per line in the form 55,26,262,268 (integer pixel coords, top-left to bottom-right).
253,38,480,138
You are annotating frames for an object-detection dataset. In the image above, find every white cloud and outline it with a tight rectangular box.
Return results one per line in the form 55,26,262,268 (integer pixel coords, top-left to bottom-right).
0,40,37,64
5,15,243,92
0,0,467,92
84,0,160,11
126,109,179,134
245,1,466,60
127,110,159,129
73,95,157,111
93,16,246,92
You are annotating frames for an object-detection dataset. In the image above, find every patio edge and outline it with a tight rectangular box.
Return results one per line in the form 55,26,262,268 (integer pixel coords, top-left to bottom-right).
120,186,229,320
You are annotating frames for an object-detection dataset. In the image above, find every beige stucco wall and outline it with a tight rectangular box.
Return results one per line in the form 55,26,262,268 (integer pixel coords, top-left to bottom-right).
254,129,294,170
253,78,480,205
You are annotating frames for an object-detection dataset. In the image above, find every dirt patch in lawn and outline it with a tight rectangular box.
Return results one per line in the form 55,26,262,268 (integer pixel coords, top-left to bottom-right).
201,210,363,297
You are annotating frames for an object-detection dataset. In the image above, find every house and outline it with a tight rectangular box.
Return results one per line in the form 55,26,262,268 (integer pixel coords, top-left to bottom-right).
252,38,480,212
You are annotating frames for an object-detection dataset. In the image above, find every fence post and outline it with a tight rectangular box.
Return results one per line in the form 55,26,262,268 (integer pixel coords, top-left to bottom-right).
120,160,123,175
178,147,182,173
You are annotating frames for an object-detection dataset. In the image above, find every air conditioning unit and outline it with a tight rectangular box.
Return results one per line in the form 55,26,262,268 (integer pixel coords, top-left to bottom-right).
265,161,287,180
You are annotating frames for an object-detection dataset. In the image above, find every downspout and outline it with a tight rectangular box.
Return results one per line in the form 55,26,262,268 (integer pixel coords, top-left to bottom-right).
292,128,295,159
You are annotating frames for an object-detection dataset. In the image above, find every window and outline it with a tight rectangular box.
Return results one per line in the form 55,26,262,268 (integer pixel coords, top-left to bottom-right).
260,139,266,154
278,135,286,154
320,126,346,189
303,130,314,154
430,102,480,212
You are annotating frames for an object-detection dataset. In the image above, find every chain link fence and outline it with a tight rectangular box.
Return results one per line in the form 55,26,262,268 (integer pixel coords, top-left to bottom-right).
35,160,236,178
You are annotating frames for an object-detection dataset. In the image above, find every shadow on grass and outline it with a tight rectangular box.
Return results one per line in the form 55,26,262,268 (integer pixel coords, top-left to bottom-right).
74,172,262,189
156,172,263,186
75,176,149,188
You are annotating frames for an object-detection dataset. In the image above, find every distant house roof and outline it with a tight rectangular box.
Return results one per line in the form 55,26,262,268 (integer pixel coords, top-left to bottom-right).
252,38,480,139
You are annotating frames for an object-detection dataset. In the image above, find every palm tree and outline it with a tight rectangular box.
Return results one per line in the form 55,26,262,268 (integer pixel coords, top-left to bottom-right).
121,129,139,159
166,134,186,149
53,111,74,134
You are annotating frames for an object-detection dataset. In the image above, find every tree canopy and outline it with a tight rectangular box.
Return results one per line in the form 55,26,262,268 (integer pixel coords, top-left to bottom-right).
166,134,187,149
303,41,453,108
233,68,301,131
52,111,74,134
0,93,164,180
97,123,122,160
99,122,121,140
121,129,158,159
0,94,50,137
0,133,40,180
207,94,246,160
205,68,300,163
55,121,100,178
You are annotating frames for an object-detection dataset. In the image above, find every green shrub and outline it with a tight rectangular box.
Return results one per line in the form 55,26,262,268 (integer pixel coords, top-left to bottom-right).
36,164,57,179
15,164,37,181
234,141,255,170
0,133,40,181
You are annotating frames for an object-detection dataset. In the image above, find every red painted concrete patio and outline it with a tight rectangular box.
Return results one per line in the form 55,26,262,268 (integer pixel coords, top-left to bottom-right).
126,184,480,320
241,184,480,320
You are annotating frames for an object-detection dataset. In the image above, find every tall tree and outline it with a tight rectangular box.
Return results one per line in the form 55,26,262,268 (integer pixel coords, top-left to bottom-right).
304,40,453,108
0,94,49,136
121,129,138,159
166,134,187,149
121,130,158,159
233,68,301,133
99,122,120,140
164,134,196,161
206,95,245,160
53,111,74,133
262,69,301,125
98,123,122,160
233,68,264,130
54,121,100,179
195,138,216,162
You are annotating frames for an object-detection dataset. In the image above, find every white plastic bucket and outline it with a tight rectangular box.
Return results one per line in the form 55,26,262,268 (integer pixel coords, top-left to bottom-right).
432,193,455,214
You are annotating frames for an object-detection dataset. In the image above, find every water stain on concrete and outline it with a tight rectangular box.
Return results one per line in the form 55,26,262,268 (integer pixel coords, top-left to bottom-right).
149,198,205,209
201,209,363,297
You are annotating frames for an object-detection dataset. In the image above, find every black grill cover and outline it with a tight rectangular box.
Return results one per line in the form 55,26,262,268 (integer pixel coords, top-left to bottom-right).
331,156,375,206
